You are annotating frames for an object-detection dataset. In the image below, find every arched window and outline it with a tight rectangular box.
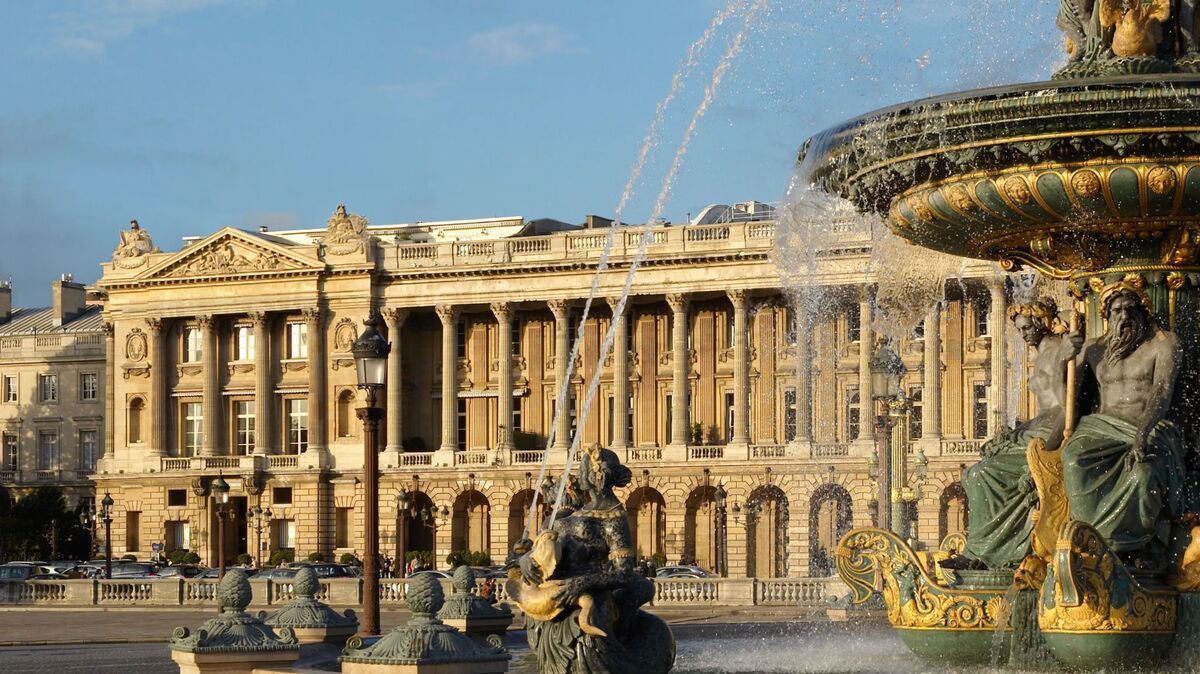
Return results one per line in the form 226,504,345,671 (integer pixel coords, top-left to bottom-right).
451,490,491,555
336,390,355,438
809,484,852,577
128,398,145,444
939,482,969,542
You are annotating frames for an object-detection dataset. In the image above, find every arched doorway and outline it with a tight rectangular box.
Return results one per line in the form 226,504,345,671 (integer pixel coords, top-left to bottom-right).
397,491,435,567
452,490,491,556
939,482,969,542
745,485,788,578
507,489,548,552
684,485,722,574
625,487,666,562
808,484,852,577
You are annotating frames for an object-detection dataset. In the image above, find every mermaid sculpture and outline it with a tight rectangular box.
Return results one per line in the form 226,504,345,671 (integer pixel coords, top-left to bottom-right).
508,444,676,674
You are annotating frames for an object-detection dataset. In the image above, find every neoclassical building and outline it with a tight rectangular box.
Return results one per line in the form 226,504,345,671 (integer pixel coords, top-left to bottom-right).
89,202,1023,577
0,277,106,506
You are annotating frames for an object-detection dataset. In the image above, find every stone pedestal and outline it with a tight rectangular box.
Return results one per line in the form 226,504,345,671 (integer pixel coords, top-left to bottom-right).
437,566,514,640
262,566,359,645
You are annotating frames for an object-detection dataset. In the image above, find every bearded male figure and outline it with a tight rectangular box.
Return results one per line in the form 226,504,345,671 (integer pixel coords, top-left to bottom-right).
1061,285,1185,562
942,299,1072,570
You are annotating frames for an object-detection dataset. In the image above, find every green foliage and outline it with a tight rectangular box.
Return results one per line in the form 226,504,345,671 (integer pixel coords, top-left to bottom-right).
339,552,359,565
448,550,491,567
121,554,137,562
306,551,326,562
650,552,668,568
183,551,201,565
0,486,92,563
235,553,253,566
168,549,192,565
269,548,295,567
512,431,542,451
689,421,704,444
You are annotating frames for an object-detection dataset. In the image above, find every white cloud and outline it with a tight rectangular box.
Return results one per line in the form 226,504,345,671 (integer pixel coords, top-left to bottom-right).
51,0,255,57
454,23,583,67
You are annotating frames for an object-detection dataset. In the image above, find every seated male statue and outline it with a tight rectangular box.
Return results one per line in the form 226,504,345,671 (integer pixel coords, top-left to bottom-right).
941,299,1072,571
1060,283,1184,566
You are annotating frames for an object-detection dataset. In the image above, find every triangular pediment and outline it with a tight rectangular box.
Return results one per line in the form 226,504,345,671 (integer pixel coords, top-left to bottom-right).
139,228,322,281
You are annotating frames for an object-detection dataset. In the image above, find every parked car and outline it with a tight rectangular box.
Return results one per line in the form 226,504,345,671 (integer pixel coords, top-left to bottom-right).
290,562,353,578
109,562,159,578
409,569,453,580
155,565,206,579
0,563,53,580
199,567,259,578
46,560,82,575
254,567,298,580
654,565,710,579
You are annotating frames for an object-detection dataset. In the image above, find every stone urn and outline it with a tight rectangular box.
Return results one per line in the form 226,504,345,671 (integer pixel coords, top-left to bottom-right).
261,566,359,645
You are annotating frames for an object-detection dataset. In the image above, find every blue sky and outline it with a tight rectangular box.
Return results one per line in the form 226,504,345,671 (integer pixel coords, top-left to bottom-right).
0,1,1059,306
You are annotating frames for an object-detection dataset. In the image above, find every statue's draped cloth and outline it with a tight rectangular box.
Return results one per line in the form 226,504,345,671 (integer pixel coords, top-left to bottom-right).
1061,414,1185,552
962,424,1051,568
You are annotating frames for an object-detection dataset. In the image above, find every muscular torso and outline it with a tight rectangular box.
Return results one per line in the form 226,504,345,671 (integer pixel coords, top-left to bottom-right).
1085,330,1175,426
1030,334,1068,415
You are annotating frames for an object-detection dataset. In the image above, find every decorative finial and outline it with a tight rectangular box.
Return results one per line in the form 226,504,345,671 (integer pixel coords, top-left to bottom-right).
452,564,476,593
405,572,445,617
293,567,319,599
218,568,252,613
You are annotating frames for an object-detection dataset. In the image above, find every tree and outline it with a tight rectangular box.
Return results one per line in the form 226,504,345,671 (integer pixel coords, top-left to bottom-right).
0,486,90,562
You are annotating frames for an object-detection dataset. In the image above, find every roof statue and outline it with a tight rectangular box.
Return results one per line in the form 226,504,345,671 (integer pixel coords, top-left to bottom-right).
324,203,370,255
113,219,160,269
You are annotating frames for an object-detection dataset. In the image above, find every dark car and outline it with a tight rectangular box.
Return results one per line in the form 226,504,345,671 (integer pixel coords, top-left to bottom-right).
290,562,353,578
254,567,298,580
109,562,159,578
155,565,206,579
199,567,259,578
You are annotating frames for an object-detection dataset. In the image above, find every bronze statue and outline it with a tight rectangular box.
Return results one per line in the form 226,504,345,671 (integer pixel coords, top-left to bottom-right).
1061,283,1184,564
942,299,1073,571
508,445,675,674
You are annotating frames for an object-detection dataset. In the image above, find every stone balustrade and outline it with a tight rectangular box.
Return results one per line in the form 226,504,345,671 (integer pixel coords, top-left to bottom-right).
0,576,840,609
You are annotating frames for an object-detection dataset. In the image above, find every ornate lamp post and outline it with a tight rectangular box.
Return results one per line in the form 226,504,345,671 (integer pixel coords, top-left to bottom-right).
352,313,390,637
869,343,926,540
212,474,230,579
396,488,410,576
100,492,114,579
714,483,728,577
249,505,273,569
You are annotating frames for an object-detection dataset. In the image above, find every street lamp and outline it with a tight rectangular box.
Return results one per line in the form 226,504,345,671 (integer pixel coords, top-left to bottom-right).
396,488,410,576
99,492,114,579
212,474,230,579
714,483,728,577
352,313,390,637
870,342,923,539
249,505,273,569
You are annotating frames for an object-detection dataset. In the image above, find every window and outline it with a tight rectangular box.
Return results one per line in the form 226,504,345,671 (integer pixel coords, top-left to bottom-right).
183,327,202,363
168,521,190,552
913,319,925,341
286,323,308,359
975,297,991,337
2,433,17,471
234,401,255,455
627,393,635,443
168,489,188,507
845,389,861,442
973,384,990,439
79,430,98,471
277,519,297,549
456,320,467,359
273,487,293,505
286,399,308,453
128,398,145,444
665,393,672,444
511,320,521,356
784,307,798,346
568,312,581,353
80,373,98,401
183,402,202,456
783,389,797,442
336,390,354,438
512,397,522,433
626,313,636,350
39,374,58,402
568,392,578,439
126,511,142,551
909,387,923,440
847,308,861,343
235,325,255,361
37,431,57,470
3,375,16,403
335,507,352,549
456,399,467,451
725,392,736,442
606,395,614,445
726,311,736,350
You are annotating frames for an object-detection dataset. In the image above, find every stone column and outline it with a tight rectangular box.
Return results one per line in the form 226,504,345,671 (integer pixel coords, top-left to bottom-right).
856,288,876,447
728,290,751,447
435,305,459,453
147,318,167,458
490,303,514,451
547,299,572,452
382,308,409,453
922,303,943,445
102,321,115,461
199,315,220,457
989,279,1008,434
303,308,326,457
666,293,690,449
608,297,630,451
250,312,272,456
795,312,812,444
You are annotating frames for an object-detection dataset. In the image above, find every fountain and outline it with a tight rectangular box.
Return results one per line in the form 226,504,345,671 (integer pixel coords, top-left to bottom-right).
817,2,1200,669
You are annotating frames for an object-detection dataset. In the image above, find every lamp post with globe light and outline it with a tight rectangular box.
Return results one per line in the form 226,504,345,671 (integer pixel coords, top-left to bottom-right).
100,492,114,579
352,313,390,636
212,474,230,579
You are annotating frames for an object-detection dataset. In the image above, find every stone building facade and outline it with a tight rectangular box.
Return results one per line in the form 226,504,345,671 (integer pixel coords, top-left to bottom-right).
90,203,1023,577
0,278,106,507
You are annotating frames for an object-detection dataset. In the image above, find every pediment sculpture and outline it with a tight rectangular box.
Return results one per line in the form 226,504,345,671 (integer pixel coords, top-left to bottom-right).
323,203,370,255
113,220,161,269
163,240,289,278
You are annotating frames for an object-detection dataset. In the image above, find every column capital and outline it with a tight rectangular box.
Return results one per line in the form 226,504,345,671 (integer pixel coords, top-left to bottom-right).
546,298,571,320
102,320,115,337
434,304,458,325
196,314,215,330
989,277,1008,298
145,317,164,334
301,307,322,325
605,297,627,315
666,293,690,314
381,307,409,327
726,289,748,308
248,311,269,327
489,302,512,321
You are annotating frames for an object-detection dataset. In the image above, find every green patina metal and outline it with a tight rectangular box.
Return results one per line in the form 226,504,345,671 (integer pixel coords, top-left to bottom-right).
261,566,358,631
168,568,300,654
437,565,513,622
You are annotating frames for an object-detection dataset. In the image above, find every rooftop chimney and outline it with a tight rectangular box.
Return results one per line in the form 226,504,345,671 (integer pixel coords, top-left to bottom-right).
0,280,10,324
585,215,614,229
52,274,86,327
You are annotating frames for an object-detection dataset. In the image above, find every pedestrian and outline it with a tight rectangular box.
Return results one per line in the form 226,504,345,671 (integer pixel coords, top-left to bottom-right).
406,559,414,577
381,556,391,578
479,577,497,604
